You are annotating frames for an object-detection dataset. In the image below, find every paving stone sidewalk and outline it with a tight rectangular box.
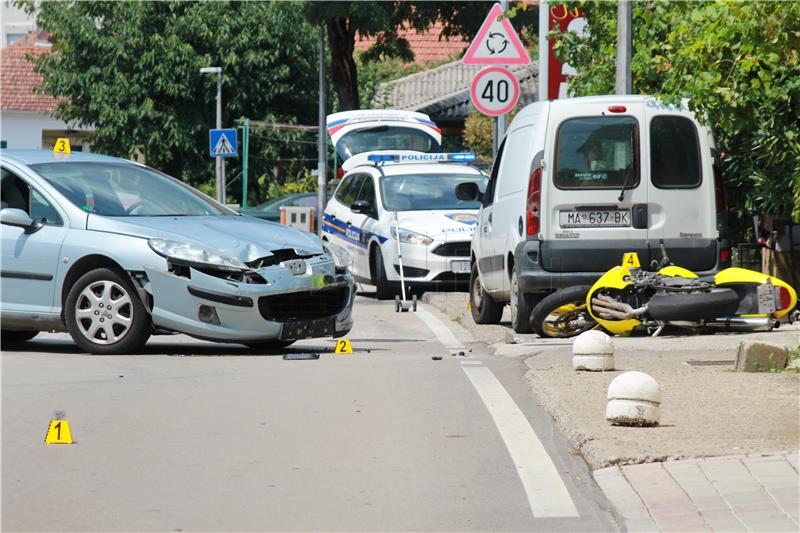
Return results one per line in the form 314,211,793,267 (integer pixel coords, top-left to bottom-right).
595,452,800,532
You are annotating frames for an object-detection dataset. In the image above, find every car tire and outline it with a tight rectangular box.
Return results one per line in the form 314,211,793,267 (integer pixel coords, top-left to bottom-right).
244,340,295,352
530,285,594,338
510,269,540,334
64,268,151,355
372,248,395,301
1,330,38,347
469,262,503,324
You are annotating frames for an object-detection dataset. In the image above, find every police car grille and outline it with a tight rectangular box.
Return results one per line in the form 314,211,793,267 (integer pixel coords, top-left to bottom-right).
432,242,471,257
258,286,349,322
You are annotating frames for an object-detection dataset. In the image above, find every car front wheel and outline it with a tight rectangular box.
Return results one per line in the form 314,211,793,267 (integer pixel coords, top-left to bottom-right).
65,268,151,355
469,262,503,324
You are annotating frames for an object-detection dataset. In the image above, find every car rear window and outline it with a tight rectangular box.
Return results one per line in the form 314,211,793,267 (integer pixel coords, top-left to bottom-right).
555,116,639,190
650,115,702,189
335,126,441,161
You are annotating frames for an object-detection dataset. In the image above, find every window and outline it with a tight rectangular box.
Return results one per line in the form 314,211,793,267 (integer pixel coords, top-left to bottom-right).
334,174,364,207
555,116,639,190
650,116,702,189
484,139,505,206
335,126,441,161
380,173,489,211
354,176,377,218
1,168,62,225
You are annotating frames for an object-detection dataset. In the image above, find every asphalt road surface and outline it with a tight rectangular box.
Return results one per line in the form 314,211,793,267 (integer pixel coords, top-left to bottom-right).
2,295,617,532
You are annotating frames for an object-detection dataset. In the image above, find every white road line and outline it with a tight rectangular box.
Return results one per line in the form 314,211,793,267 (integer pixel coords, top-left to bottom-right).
415,303,579,518
415,304,464,351
459,361,483,366
462,366,580,518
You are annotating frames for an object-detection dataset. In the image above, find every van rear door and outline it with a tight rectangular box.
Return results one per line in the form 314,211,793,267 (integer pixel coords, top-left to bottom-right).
541,100,650,272
644,107,718,271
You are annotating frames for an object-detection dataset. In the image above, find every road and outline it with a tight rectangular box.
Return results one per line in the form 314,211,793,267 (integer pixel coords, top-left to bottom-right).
2,295,617,532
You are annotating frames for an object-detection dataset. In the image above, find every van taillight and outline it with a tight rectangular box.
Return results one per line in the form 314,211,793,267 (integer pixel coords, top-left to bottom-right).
526,166,542,237
608,106,627,113
713,154,727,235
719,248,730,263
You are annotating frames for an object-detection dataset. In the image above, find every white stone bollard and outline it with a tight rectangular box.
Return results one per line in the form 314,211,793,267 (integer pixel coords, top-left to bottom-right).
572,330,615,371
606,371,661,427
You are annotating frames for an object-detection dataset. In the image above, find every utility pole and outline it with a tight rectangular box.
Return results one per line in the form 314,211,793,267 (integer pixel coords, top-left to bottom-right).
492,0,510,159
615,0,632,95
200,66,225,203
317,24,327,236
538,0,549,101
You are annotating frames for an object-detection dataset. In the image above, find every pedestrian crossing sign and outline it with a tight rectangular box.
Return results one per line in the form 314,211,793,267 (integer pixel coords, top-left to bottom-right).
209,128,238,158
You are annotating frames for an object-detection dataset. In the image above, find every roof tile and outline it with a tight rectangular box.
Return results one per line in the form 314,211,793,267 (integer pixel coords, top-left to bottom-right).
1,32,58,113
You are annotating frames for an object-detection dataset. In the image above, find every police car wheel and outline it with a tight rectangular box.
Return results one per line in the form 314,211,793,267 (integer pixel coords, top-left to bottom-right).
470,262,503,324
372,248,394,300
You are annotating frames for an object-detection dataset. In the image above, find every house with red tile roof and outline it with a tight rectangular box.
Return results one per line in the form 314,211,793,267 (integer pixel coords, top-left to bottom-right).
355,22,467,64
1,32,91,150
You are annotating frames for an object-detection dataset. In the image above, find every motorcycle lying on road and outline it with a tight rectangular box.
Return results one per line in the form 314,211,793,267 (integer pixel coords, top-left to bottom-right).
529,247,797,338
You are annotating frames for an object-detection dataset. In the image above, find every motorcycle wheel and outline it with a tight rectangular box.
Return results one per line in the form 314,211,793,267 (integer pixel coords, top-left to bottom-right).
530,285,596,338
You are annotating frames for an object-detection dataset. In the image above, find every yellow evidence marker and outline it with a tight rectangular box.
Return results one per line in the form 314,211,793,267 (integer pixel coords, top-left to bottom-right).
334,338,353,354
45,418,73,444
52,138,71,155
622,252,640,268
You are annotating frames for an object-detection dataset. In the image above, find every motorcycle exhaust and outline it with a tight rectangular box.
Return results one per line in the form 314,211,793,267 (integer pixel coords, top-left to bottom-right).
705,317,776,332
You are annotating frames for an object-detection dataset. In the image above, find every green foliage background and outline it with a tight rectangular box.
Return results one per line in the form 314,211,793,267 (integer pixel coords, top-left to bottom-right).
551,0,800,221
21,0,320,205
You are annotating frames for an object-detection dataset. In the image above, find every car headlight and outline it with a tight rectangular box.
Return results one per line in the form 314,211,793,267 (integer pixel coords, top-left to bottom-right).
148,238,248,271
390,227,433,246
323,242,352,270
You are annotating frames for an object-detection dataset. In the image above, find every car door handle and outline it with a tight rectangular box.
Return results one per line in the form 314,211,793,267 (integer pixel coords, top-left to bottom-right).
346,221,352,226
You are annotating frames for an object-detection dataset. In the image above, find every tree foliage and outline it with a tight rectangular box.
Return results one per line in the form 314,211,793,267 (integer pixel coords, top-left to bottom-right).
552,0,800,219
305,1,538,111
21,0,319,202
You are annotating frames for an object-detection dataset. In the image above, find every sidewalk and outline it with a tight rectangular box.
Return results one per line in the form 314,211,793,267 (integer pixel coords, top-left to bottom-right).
595,452,799,532
421,292,800,531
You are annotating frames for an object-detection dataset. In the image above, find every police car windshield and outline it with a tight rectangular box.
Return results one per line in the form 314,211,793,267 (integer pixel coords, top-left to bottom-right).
380,173,488,211
336,126,440,161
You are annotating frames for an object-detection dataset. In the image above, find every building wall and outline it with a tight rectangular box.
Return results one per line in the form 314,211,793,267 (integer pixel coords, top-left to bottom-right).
1,2,36,47
1,110,90,150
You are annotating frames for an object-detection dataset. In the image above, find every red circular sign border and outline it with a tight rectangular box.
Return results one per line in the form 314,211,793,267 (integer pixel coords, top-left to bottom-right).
470,66,521,117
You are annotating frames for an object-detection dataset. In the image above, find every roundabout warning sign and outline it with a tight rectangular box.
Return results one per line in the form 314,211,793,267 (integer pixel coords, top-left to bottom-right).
470,66,520,117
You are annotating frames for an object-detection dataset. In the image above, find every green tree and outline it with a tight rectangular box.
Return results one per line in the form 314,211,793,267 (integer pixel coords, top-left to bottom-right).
552,0,800,219
20,0,319,200
304,1,538,111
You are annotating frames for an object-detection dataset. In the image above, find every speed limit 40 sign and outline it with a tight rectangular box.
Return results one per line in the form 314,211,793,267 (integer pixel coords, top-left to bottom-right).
470,66,520,117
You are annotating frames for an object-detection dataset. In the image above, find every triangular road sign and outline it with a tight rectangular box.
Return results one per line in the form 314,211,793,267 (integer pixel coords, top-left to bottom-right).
463,2,530,65
213,132,236,155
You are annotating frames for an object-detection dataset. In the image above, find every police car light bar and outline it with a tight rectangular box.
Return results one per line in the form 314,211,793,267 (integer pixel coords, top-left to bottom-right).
367,153,477,163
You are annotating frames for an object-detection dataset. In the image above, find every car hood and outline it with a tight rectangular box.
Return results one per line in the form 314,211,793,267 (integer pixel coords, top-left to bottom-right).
87,214,323,262
395,210,479,240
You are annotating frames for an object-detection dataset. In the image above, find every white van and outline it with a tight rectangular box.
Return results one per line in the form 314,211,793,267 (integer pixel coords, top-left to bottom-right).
456,95,729,332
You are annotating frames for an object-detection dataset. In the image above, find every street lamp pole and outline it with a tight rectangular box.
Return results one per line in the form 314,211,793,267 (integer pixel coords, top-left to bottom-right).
201,66,225,203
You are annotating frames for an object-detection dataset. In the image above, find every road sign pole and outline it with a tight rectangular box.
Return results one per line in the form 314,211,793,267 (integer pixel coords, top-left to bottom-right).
495,0,508,152
317,24,327,236
616,0,632,95
216,71,226,204
538,0,549,101
242,118,249,209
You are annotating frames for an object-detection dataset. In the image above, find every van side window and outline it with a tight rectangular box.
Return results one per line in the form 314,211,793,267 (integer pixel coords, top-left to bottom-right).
554,116,639,190
496,126,533,199
484,138,505,206
650,116,701,189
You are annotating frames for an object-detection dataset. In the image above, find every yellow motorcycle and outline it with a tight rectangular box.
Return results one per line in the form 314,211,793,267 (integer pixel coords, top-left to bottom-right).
530,246,797,338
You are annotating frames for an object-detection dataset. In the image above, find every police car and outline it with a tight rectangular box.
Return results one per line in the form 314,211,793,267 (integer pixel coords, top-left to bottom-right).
322,152,488,299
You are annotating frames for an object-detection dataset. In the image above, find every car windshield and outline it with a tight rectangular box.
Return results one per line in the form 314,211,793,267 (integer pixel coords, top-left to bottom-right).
336,126,440,161
30,162,227,217
380,173,488,211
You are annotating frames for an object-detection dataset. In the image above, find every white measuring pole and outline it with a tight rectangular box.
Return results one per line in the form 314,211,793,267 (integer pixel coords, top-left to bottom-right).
394,211,408,303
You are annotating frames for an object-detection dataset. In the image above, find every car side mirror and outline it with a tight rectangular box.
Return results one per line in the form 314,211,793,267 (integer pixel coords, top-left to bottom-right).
350,200,371,214
0,208,40,233
455,182,482,202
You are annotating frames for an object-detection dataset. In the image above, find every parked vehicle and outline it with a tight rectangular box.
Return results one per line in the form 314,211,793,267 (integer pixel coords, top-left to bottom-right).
241,192,319,231
529,247,797,338
323,152,488,299
0,150,355,354
455,95,730,333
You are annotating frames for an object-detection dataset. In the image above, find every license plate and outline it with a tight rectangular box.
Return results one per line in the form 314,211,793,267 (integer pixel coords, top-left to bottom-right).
757,284,777,314
559,209,630,228
280,318,335,340
451,260,470,274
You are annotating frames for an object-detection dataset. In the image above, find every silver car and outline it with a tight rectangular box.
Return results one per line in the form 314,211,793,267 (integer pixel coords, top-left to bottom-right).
1,150,354,354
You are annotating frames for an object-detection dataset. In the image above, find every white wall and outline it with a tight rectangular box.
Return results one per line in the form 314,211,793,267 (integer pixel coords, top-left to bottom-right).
2,1,36,47
0,110,83,149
